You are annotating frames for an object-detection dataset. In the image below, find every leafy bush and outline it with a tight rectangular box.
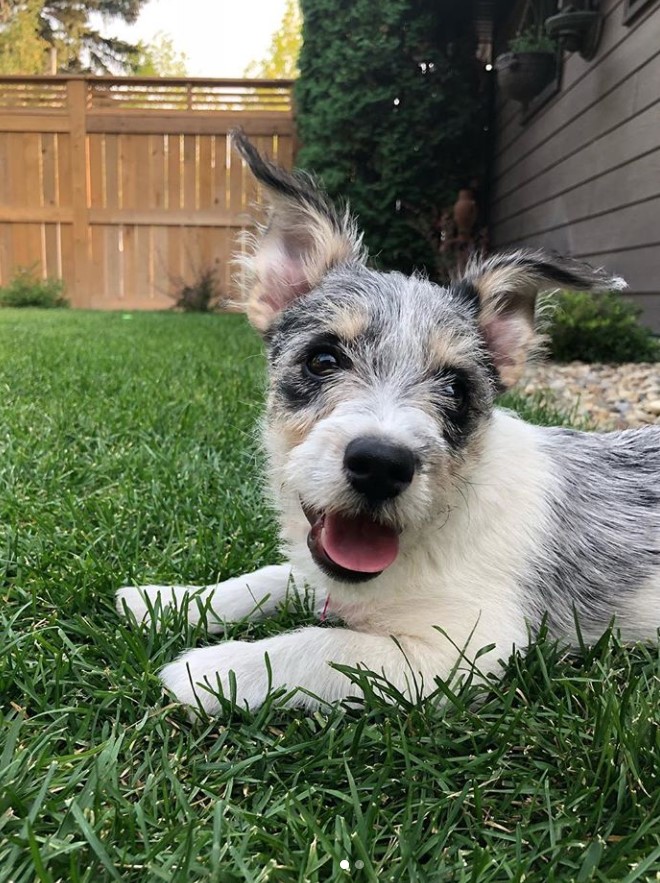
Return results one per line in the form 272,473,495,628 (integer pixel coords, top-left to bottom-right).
0,267,68,308
169,266,226,313
508,29,557,53
547,290,660,363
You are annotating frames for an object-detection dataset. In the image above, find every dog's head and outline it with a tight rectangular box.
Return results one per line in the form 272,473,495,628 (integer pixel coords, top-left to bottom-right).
232,132,625,585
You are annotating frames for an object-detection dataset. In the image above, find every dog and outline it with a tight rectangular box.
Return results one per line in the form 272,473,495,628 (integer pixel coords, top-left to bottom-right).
117,132,660,717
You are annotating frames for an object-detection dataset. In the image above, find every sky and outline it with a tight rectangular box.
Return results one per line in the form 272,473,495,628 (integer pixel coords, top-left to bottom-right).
105,0,288,77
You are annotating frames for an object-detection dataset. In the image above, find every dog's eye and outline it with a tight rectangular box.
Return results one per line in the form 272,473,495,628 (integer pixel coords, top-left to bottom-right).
444,375,468,411
433,371,468,413
305,350,342,378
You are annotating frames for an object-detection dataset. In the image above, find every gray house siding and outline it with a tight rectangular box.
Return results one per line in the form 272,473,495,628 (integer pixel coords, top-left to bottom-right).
490,0,660,329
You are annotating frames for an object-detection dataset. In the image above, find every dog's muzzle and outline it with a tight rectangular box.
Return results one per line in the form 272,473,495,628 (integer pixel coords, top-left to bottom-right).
300,434,415,584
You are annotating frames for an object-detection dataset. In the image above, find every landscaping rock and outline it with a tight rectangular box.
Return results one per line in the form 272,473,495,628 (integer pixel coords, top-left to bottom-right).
519,361,660,429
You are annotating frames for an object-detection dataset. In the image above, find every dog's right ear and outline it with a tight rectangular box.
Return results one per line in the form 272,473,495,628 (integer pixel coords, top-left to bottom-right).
231,131,366,333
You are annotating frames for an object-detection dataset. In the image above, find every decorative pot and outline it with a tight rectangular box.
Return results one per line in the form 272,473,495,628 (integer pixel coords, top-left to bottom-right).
545,10,603,60
495,51,556,103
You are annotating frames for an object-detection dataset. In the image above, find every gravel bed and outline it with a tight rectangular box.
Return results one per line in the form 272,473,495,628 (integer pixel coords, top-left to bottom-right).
519,361,660,429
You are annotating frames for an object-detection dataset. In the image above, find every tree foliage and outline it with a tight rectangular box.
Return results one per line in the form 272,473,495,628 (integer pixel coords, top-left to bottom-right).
129,31,188,77
296,0,487,277
0,0,144,73
0,0,48,74
245,0,302,79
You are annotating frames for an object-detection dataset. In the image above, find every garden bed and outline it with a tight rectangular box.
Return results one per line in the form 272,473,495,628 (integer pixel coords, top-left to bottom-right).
521,360,660,429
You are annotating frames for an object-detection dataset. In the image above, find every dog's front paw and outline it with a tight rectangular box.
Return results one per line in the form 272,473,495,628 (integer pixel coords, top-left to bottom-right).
115,586,161,623
160,642,274,716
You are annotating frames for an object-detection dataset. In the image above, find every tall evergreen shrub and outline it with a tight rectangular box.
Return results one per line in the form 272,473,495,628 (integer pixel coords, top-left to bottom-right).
296,0,486,277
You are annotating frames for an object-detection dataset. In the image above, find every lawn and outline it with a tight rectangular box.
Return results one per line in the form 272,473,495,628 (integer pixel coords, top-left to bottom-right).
0,309,658,883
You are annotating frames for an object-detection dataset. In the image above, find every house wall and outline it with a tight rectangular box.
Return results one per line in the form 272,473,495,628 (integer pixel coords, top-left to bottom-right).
490,0,660,329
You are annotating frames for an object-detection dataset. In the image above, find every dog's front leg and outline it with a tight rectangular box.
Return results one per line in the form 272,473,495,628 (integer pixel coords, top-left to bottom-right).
161,627,448,715
116,564,304,633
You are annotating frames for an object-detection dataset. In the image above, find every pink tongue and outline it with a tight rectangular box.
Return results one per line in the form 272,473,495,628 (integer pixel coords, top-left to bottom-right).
321,512,399,573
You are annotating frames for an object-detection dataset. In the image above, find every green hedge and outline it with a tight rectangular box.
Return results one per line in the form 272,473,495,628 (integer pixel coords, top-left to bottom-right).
547,290,659,363
296,0,486,278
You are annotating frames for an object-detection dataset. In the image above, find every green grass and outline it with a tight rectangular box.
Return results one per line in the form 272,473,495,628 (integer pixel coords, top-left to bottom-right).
0,309,658,883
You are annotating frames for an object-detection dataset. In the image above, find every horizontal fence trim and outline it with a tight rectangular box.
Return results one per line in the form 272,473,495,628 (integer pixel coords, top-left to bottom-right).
85,113,294,136
0,113,69,133
0,76,294,111
90,98,292,109
87,210,251,227
0,210,254,228
0,207,74,223
0,74,294,86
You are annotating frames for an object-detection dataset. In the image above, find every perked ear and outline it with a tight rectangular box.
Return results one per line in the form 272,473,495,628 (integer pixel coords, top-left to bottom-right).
231,130,366,333
461,250,626,388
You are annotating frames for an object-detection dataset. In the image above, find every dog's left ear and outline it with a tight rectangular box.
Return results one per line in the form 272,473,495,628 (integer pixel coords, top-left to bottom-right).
462,250,626,388
231,131,366,333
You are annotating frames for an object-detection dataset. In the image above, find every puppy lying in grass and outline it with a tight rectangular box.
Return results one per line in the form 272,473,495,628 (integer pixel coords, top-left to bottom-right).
118,133,660,717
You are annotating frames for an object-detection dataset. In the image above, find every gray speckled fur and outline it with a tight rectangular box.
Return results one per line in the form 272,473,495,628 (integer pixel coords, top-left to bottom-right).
528,427,660,638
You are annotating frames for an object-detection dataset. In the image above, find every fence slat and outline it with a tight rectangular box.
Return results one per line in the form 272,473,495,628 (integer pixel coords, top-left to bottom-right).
198,136,213,211
183,134,196,210
167,133,181,211
67,79,90,306
148,134,165,210
42,133,58,207
105,134,118,209
44,222,59,277
88,134,104,209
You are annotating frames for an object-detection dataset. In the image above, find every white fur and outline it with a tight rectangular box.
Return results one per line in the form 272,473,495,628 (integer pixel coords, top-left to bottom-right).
116,565,299,633
277,395,444,533
118,411,561,715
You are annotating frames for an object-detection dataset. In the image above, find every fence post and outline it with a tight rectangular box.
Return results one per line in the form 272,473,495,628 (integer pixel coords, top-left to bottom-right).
67,78,90,307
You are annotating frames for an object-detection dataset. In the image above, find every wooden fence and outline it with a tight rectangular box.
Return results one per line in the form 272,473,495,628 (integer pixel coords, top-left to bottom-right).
0,76,295,309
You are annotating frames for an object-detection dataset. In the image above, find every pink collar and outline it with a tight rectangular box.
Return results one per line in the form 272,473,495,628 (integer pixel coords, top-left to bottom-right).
321,595,331,621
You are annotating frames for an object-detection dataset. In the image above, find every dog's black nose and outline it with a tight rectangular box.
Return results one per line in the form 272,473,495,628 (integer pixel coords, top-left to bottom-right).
344,436,416,504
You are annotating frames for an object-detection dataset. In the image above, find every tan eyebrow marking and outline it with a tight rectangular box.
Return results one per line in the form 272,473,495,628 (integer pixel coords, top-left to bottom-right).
330,306,369,342
428,329,478,370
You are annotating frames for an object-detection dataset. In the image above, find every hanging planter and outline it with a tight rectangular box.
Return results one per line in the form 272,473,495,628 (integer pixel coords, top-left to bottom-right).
495,30,557,104
545,3,603,61
495,51,556,103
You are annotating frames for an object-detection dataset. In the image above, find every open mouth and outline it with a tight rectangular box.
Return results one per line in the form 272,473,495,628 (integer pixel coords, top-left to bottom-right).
302,503,399,583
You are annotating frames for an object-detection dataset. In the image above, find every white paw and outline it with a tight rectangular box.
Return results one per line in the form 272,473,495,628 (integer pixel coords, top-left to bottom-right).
160,642,274,715
116,585,181,626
